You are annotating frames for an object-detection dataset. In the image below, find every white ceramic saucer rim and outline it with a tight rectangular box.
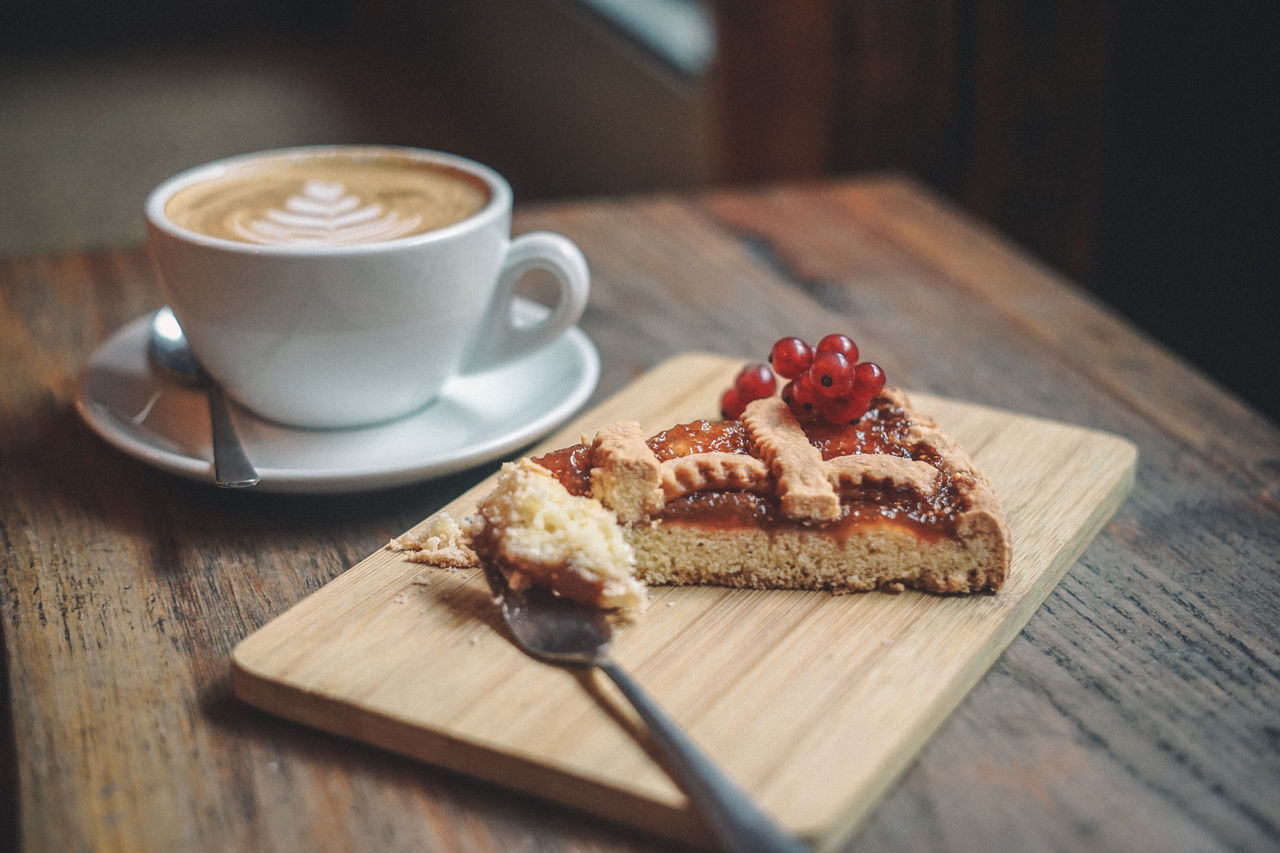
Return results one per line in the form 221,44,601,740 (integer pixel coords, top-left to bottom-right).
75,306,599,493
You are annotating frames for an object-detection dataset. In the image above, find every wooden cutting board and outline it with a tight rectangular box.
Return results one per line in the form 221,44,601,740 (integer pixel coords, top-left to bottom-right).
232,353,1137,850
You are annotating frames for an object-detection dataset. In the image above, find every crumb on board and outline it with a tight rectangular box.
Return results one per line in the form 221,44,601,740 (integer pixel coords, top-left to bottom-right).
387,512,478,567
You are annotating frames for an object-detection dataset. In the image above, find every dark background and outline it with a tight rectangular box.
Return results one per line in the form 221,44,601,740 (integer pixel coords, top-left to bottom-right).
1100,5,1275,422
2,1,1274,421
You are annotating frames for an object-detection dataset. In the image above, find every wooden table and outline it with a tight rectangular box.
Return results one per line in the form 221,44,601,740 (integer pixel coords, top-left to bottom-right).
2,176,1276,852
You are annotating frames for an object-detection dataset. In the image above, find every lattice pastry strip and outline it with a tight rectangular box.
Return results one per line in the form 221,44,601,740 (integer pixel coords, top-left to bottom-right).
824,454,940,495
588,421,665,523
742,397,841,521
660,452,771,501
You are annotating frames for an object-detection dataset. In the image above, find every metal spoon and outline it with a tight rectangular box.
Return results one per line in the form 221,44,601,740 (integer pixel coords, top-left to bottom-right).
148,307,260,488
480,561,809,853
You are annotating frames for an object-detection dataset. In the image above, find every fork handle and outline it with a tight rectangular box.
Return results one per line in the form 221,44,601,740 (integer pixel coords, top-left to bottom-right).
598,659,809,853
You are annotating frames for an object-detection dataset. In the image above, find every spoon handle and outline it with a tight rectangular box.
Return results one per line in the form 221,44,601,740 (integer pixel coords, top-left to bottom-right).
207,383,260,488
598,658,809,853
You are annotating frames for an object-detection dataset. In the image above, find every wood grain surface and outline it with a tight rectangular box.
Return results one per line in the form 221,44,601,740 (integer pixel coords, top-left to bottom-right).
2,175,1277,852
233,353,1137,848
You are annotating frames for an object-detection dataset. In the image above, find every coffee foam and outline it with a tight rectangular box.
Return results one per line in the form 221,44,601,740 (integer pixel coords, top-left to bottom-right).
227,179,427,246
164,154,490,246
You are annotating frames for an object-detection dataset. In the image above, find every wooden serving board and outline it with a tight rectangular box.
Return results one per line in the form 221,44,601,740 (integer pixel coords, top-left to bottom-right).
232,354,1137,850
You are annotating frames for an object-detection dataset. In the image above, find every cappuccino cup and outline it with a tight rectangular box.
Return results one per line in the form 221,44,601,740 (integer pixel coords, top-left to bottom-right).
145,145,590,429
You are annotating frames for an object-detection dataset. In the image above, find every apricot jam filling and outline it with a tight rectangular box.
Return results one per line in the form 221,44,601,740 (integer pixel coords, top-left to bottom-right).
531,397,961,539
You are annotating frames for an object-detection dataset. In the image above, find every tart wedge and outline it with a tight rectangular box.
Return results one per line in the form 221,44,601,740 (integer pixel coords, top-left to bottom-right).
393,387,1010,615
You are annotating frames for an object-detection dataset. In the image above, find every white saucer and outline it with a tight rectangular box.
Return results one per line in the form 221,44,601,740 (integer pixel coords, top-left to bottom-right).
75,306,599,493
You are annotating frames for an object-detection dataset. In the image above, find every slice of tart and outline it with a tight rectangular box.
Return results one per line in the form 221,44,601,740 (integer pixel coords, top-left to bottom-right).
392,385,1010,616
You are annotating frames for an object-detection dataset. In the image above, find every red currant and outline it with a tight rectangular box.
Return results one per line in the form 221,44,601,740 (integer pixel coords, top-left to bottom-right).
720,387,747,420
809,351,855,398
781,381,802,416
815,333,859,363
734,363,776,401
782,373,820,418
792,371,820,404
820,395,870,424
769,337,813,380
852,361,886,397
784,384,818,419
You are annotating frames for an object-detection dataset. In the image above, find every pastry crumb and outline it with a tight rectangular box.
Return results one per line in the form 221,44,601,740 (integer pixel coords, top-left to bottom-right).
387,511,477,567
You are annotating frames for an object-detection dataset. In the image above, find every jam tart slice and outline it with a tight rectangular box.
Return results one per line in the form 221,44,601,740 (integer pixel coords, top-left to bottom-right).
391,387,1011,615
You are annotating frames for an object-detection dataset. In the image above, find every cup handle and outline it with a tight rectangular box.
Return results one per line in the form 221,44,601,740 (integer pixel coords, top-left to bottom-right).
462,231,590,373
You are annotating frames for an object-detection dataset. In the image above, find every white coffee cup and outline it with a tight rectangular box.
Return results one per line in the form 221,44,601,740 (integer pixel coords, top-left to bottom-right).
145,145,589,429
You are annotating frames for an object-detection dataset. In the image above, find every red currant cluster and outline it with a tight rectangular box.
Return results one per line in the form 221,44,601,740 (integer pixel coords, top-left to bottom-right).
720,334,886,424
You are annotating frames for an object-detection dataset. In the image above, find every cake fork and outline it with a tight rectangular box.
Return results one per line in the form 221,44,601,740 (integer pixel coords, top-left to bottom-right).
480,561,809,853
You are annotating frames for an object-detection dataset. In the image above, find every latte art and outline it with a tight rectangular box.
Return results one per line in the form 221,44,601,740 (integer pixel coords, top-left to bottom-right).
230,180,427,246
163,153,490,246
